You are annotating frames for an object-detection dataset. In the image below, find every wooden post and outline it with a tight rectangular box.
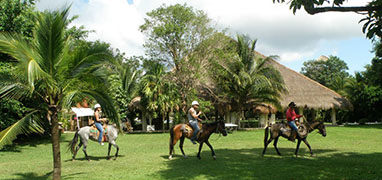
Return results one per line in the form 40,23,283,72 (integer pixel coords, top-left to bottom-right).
224,111,230,123
270,113,276,125
259,114,268,128
331,108,337,125
142,111,147,132
299,107,304,123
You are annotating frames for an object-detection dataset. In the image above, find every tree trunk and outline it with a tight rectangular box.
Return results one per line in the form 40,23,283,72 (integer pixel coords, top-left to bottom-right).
49,106,61,180
166,112,170,130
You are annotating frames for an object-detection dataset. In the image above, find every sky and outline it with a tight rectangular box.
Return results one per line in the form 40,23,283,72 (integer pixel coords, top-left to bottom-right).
35,0,375,75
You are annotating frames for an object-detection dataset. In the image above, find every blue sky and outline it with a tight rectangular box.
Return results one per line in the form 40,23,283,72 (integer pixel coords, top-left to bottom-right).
284,37,374,74
36,0,375,75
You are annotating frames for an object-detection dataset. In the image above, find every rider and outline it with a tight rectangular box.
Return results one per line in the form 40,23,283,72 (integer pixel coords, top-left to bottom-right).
94,104,104,146
188,101,203,144
286,102,303,142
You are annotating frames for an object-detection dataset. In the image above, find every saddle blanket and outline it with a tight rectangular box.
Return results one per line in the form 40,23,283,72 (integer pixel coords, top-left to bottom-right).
180,123,202,139
90,126,108,142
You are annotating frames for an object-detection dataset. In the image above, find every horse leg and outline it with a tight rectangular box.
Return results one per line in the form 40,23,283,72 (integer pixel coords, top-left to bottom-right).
295,139,302,157
179,137,187,158
82,141,90,161
197,142,204,160
107,143,112,160
169,137,179,160
205,140,216,160
262,137,274,156
109,140,119,160
273,137,282,156
72,141,83,161
303,138,313,156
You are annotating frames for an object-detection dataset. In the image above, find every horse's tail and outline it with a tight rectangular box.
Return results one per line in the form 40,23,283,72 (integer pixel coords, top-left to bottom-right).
68,130,79,154
264,126,269,146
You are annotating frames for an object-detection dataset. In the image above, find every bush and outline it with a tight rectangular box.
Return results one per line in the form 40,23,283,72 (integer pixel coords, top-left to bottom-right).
359,118,368,125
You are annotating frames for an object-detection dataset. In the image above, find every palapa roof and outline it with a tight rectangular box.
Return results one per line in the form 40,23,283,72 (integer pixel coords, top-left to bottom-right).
129,96,142,110
256,52,352,110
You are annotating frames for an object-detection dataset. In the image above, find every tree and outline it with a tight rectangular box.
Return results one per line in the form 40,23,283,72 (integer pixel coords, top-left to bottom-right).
109,55,142,121
0,7,119,180
362,41,382,87
212,35,286,125
0,0,35,39
301,55,349,89
139,3,215,114
273,0,382,39
139,60,179,129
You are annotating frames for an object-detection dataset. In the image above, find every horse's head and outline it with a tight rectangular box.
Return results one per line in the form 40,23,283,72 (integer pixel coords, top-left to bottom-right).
316,121,326,137
217,120,227,136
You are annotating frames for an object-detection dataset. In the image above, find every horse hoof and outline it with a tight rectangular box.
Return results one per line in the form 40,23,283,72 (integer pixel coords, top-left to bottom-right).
114,158,117,160
183,155,188,159
212,155,216,160
169,156,173,160
197,156,201,160
71,159,75,162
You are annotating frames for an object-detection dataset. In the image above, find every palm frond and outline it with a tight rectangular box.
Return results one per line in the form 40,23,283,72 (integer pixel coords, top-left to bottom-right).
81,89,120,128
0,111,44,150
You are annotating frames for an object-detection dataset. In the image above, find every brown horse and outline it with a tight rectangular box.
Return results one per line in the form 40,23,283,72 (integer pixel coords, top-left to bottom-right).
262,121,326,157
169,120,227,160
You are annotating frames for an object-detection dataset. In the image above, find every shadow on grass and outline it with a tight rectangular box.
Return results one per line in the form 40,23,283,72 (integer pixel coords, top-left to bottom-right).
65,155,126,162
157,148,382,180
0,134,69,153
12,171,84,180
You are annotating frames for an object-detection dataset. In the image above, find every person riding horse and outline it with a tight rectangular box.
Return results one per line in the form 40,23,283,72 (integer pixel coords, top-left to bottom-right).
286,102,303,142
94,104,106,146
188,101,203,144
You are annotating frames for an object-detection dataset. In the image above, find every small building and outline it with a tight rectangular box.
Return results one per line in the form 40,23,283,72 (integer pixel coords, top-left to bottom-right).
70,107,94,130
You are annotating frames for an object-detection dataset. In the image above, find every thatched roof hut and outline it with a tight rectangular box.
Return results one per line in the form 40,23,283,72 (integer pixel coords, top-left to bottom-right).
129,96,142,110
256,52,352,110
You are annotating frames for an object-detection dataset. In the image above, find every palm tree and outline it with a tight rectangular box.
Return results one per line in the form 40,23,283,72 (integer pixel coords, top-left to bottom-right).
0,7,119,180
109,56,141,120
140,61,179,130
213,35,286,126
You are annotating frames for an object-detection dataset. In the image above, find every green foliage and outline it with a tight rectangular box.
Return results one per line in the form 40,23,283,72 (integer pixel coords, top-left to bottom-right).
273,0,382,39
0,62,27,131
108,55,142,121
362,42,382,87
301,56,349,89
140,3,216,113
359,118,368,125
0,7,119,149
0,0,35,39
140,60,179,121
211,35,286,124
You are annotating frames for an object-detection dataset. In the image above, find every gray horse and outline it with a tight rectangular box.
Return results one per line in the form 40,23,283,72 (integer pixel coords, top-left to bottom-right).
69,125,119,161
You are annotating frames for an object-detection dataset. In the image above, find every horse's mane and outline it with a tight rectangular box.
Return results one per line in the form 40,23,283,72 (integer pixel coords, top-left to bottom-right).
202,121,219,128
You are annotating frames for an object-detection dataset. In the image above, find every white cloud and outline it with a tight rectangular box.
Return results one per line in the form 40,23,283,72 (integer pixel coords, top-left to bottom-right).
36,0,371,62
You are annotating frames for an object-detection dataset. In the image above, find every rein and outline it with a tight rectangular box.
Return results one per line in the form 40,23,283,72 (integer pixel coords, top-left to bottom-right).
203,113,222,141
302,116,314,131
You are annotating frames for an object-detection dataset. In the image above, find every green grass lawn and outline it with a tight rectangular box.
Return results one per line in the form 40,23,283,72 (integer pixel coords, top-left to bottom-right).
1,125,382,180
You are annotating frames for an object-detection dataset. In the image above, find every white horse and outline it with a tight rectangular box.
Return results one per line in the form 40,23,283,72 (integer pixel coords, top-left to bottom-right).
69,125,119,161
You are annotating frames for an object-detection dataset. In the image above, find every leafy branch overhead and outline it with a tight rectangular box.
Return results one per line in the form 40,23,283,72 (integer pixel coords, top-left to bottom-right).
273,0,382,39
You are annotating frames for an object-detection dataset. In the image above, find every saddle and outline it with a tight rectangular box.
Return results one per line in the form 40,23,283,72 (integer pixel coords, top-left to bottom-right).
90,124,108,142
280,122,308,139
180,123,202,139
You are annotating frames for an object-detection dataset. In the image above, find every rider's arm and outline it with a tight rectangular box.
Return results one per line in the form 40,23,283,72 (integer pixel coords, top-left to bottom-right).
190,109,202,121
94,111,101,122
